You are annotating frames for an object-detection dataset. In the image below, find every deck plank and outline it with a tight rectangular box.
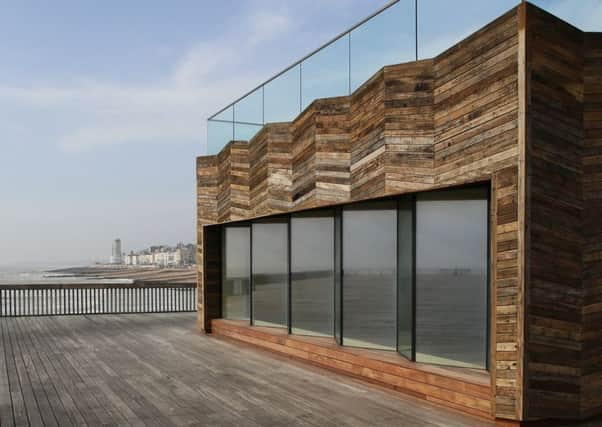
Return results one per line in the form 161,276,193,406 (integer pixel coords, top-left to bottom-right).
0,319,16,427
0,314,498,426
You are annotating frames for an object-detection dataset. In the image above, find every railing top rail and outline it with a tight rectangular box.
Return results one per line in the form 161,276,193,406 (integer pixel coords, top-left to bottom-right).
207,0,400,121
0,281,197,291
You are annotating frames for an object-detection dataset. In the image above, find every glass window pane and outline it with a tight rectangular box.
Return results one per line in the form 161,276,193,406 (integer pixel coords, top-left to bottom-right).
291,210,334,337
252,218,289,328
302,35,349,110
416,187,489,369
335,209,342,344
397,197,413,359
222,226,250,320
350,0,415,91
264,65,301,123
343,200,397,350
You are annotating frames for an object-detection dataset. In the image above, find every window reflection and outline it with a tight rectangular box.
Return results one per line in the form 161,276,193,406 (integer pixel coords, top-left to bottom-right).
290,211,334,337
252,218,289,328
343,200,397,350
219,186,490,370
222,226,250,320
416,188,488,369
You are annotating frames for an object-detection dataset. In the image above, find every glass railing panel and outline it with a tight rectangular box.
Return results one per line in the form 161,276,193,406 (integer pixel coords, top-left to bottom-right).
234,87,263,127
233,87,263,141
417,0,516,60
264,64,301,123
207,122,233,156
301,34,349,110
234,123,263,142
350,0,414,92
212,105,234,122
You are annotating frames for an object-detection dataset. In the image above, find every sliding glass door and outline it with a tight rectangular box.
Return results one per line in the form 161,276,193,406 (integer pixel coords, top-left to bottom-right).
342,201,397,350
415,188,488,369
290,210,334,337
219,186,490,370
252,218,289,328
222,225,250,320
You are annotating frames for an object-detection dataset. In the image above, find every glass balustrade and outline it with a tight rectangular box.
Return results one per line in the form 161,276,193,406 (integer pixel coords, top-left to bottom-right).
204,0,414,155
204,0,601,155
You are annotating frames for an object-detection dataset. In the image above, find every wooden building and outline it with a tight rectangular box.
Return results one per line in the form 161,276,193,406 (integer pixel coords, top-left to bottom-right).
195,3,601,424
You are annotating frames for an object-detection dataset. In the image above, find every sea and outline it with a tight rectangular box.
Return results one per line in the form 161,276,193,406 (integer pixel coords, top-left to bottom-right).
0,266,132,285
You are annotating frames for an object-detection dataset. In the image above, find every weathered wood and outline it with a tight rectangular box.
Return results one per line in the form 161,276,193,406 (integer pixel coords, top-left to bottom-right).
195,2,602,423
0,314,500,427
582,31,602,420
212,318,493,420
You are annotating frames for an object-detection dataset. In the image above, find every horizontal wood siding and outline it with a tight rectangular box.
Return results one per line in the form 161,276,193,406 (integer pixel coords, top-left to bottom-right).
216,141,250,222
582,32,602,419
197,8,523,420
492,166,522,420
431,9,521,421
433,9,519,186
524,5,585,420
195,5,602,422
196,156,219,331
384,60,435,193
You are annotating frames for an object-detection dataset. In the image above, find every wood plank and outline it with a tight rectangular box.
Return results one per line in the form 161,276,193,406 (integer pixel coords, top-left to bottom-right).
0,319,16,427
211,319,493,419
5,318,44,427
12,318,64,427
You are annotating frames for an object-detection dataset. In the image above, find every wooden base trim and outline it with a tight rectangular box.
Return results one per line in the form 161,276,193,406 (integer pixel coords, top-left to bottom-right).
211,319,494,420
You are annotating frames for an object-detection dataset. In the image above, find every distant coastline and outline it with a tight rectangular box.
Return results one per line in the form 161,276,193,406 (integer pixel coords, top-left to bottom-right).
0,264,196,286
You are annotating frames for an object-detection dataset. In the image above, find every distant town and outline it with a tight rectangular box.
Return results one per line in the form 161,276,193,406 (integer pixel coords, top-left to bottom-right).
109,238,195,267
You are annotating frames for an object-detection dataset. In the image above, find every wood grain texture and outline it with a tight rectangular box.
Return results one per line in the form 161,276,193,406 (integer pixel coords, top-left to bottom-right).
196,156,219,331
217,141,250,222
198,7,522,421
212,319,493,420
492,166,521,420
523,4,585,420
0,314,503,427
195,3,602,422
291,96,351,209
249,123,293,217
582,31,602,419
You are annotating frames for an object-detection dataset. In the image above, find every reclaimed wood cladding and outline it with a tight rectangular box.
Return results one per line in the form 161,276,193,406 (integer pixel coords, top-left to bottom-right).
384,60,435,194
248,124,293,216
523,5,585,420
196,3,602,421
583,32,602,418
433,9,521,421
492,166,521,420
217,141,249,222
291,96,351,208
197,7,522,420
196,155,218,331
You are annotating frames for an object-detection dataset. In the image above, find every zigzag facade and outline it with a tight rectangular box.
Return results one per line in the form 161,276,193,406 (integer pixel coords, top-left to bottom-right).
196,3,602,424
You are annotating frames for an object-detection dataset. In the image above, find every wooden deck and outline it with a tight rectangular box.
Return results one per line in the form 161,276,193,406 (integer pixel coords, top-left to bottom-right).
0,314,498,427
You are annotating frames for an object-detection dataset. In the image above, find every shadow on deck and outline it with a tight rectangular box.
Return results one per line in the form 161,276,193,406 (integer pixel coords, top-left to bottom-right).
0,314,498,426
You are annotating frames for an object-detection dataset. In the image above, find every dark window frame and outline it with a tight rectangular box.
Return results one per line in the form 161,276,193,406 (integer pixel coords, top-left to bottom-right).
215,182,492,370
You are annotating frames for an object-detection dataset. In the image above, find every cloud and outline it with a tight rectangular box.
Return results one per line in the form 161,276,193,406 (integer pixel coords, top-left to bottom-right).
0,6,294,155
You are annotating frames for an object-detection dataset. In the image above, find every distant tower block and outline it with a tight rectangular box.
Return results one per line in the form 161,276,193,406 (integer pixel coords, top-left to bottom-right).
110,238,122,264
